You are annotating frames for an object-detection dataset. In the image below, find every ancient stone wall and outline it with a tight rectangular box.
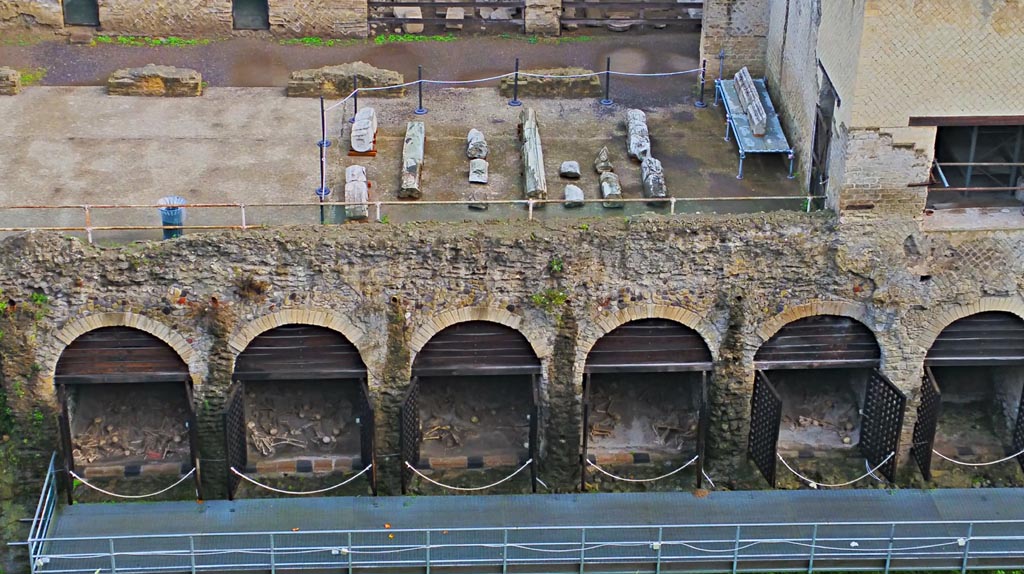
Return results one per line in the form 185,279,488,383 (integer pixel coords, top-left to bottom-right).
0,0,62,29
699,0,770,77
1,214,1024,566
268,0,368,38
98,0,232,36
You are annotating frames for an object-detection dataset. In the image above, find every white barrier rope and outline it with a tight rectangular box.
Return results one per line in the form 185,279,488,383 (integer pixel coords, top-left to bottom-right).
229,465,371,495
69,468,194,499
932,445,1024,467
609,68,703,77
405,459,532,491
701,469,716,489
423,72,517,85
519,71,604,79
776,452,894,489
586,455,698,483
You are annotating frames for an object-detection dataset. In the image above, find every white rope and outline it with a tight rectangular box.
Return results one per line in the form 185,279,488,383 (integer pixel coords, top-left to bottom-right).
519,71,604,79
608,68,703,77
229,465,371,495
69,468,194,499
423,72,517,85
777,452,894,489
405,459,532,491
325,91,357,111
586,455,698,483
932,445,1024,467
359,79,424,92
865,458,884,482
701,469,716,489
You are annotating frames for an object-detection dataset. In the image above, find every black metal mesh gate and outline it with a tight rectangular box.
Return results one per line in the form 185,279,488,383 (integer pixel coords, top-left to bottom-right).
860,369,906,483
695,371,709,489
63,0,99,26
223,383,247,500
184,383,204,500
1014,391,1024,473
580,374,591,491
911,368,941,480
357,379,377,494
56,384,76,505
748,370,782,487
400,378,421,494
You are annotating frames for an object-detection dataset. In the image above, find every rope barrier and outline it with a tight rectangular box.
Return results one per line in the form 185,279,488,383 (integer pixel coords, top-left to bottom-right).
69,468,195,499
932,445,1024,467
609,68,703,77
586,455,698,483
423,72,517,85
701,469,716,489
776,452,894,489
405,459,532,491
229,465,371,495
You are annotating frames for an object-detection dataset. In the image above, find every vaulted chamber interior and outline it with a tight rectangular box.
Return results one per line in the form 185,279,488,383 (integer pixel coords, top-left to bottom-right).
401,321,540,493
55,327,201,500
749,315,905,487
581,319,711,489
912,312,1024,481
225,324,374,498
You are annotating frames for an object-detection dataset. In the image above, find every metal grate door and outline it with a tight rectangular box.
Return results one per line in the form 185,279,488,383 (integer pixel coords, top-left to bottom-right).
184,382,204,500
57,384,76,505
860,369,907,483
580,374,590,491
357,379,377,494
695,371,709,489
63,0,99,26
748,370,782,487
399,378,421,494
1014,391,1024,473
222,383,247,500
911,368,941,480
529,375,539,494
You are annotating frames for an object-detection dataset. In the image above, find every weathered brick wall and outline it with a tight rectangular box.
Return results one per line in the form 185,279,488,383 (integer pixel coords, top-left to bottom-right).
268,0,368,38
97,0,231,35
700,0,770,77
1,214,1024,571
835,128,933,218
0,0,62,29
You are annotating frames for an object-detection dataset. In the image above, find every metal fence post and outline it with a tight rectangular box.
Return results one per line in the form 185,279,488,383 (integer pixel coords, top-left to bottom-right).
83,205,93,244
695,59,708,108
350,76,359,123
669,197,676,215
807,524,817,574
510,58,522,107
109,538,117,574
240,205,247,230
579,528,586,574
426,530,431,574
348,532,354,574
960,523,973,574
189,535,197,574
731,525,741,574
655,527,664,574
502,529,509,574
883,524,895,574
600,57,613,106
415,66,427,115
528,199,534,220
270,533,276,574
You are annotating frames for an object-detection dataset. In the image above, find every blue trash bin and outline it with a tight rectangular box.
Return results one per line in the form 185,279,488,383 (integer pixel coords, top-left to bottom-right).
158,196,187,240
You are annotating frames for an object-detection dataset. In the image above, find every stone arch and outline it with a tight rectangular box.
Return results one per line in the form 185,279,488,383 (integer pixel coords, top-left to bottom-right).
576,304,721,369
756,300,874,343
227,308,371,372
916,296,1024,356
409,306,551,361
48,312,198,383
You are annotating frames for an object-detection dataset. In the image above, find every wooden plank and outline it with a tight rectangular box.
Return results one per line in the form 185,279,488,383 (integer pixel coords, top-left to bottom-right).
754,315,880,369
585,318,712,372
235,325,366,380
925,312,1024,366
413,321,540,376
55,327,187,384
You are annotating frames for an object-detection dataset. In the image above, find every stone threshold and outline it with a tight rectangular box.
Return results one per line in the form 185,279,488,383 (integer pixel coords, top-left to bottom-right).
416,452,530,470
245,455,363,475
82,461,192,478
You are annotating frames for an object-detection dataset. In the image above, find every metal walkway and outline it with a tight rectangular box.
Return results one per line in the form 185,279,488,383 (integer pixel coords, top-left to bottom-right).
26,483,1024,574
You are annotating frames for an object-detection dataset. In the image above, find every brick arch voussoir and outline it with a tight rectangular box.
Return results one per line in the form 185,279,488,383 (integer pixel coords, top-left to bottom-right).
756,300,873,344
408,306,550,362
227,308,371,372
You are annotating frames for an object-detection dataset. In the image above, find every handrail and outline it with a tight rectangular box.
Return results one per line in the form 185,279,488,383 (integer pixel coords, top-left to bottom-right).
0,196,808,244
27,453,58,567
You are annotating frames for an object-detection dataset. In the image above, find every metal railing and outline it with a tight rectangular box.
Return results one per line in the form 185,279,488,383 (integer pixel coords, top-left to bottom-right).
931,161,1024,194
27,453,59,564
24,517,1024,574
0,196,809,244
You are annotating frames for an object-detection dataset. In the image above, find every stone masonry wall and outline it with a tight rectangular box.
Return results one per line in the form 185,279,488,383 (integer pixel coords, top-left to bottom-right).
2,214,1024,570
0,0,62,29
268,0,368,38
98,0,232,36
700,0,770,77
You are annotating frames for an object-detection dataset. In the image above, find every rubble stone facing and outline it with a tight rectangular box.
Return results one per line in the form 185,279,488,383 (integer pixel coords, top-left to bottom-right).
287,62,405,98
107,65,203,97
0,67,20,95
0,0,63,29
0,214,1022,508
499,68,601,99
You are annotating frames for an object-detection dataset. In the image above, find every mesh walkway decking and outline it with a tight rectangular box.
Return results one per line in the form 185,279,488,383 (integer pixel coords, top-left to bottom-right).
25,485,1024,574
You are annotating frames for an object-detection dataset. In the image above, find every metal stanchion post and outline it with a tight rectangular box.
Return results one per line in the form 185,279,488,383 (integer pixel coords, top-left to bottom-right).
695,59,708,108
415,65,427,115
350,75,359,123
600,56,613,106
316,97,332,224
509,58,522,107
714,48,725,107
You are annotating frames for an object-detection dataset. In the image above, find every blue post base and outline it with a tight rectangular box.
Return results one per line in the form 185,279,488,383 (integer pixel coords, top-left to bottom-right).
414,108,428,115
316,187,332,199
318,140,332,148
694,101,707,109
600,99,613,106
509,99,522,107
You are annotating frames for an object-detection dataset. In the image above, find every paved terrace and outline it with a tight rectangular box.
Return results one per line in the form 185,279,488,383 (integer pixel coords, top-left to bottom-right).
0,36,801,243
28,488,1024,573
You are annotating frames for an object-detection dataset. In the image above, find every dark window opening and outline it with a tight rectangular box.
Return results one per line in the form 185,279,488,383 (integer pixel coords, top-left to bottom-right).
233,0,270,30
930,124,1024,209
930,366,1022,465
63,0,100,27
